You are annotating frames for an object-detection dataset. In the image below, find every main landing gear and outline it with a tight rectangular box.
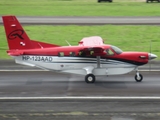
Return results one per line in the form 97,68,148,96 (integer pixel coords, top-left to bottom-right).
135,69,143,82
85,74,95,83
84,56,100,83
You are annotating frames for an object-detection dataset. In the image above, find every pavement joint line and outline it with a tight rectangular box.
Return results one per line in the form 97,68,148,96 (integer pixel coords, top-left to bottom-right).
1,97,160,100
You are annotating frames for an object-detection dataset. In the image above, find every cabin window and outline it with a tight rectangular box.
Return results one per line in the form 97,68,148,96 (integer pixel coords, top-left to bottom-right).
58,52,64,57
106,49,114,55
90,51,94,55
79,51,86,57
69,52,75,56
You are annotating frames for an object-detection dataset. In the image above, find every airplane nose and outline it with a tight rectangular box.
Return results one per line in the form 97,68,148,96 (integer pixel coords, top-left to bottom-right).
149,53,157,60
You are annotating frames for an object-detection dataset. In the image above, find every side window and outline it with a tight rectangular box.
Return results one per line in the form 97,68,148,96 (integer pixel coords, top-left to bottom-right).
106,49,114,55
58,52,64,57
90,51,94,55
78,51,86,57
69,52,75,56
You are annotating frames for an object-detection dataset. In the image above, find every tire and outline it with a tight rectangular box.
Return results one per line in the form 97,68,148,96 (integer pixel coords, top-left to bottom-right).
109,0,112,2
135,74,143,82
146,0,149,3
85,74,95,83
98,0,101,2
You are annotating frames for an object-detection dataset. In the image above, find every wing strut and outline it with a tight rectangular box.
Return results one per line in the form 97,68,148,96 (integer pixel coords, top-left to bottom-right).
97,56,101,68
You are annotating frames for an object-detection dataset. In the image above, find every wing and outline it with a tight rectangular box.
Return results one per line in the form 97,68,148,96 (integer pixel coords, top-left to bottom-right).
78,36,106,56
78,36,104,46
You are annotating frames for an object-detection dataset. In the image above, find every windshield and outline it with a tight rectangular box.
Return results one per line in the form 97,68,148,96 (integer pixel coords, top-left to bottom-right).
111,46,123,54
105,49,114,55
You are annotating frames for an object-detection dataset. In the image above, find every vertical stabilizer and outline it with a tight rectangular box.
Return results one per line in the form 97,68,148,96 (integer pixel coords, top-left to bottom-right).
2,16,34,50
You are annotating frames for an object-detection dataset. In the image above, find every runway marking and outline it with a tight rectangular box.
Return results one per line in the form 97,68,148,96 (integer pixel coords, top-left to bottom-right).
1,96,160,100
0,70,160,72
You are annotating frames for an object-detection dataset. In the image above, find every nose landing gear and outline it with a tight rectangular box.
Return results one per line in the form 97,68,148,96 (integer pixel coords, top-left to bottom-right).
135,70,143,82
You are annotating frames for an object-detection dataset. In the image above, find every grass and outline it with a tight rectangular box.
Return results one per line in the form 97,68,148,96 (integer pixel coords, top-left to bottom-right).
0,0,160,16
0,25,159,59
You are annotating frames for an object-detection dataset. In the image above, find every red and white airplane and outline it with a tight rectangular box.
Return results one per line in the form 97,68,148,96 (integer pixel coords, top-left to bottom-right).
2,15,157,83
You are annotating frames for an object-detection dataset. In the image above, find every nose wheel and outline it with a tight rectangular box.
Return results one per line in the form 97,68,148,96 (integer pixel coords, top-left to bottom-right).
85,74,95,83
135,72,143,82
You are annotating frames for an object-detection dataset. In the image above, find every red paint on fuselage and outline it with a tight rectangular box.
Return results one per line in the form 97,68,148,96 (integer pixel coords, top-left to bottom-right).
106,51,149,65
3,15,150,66
7,45,149,65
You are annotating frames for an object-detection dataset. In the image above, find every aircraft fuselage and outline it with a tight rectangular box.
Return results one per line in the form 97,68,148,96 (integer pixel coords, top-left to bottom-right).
14,55,137,76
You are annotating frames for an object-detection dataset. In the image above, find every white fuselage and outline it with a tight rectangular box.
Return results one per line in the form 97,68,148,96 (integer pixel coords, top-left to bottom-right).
13,55,137,76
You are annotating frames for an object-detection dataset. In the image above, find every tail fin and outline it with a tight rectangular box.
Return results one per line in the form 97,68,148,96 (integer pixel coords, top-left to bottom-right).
2,15,34,50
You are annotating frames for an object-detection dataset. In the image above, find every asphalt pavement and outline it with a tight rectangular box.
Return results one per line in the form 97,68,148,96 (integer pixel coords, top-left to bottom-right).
0,71,160,120
1,16,160,25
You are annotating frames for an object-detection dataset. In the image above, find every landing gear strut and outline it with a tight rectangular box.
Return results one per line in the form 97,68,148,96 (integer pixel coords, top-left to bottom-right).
84,56,101,83
135,70,143,82
85,74,95,83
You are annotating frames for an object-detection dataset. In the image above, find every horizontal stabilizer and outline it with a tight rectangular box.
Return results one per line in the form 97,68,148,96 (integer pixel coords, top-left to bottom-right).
7,50,24,56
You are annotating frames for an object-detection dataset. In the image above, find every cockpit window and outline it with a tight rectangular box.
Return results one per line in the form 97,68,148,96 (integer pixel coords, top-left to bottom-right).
106,49,114,55
111,46,123,54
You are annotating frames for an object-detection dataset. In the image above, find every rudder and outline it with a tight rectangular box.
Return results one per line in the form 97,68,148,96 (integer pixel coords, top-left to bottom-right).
2,16,34,50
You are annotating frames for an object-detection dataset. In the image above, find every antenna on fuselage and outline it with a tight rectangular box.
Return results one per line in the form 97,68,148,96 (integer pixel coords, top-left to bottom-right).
65,40,71,46
38,43,44,49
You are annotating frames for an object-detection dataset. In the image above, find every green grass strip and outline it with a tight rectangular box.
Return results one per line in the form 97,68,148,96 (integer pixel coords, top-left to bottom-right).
0,0,160,16
0,25,159,59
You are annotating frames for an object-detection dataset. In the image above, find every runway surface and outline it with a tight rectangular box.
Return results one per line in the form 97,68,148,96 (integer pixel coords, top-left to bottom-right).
0,71,160,120
0,71,160,97
1,16,160,25
1,15,160,119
